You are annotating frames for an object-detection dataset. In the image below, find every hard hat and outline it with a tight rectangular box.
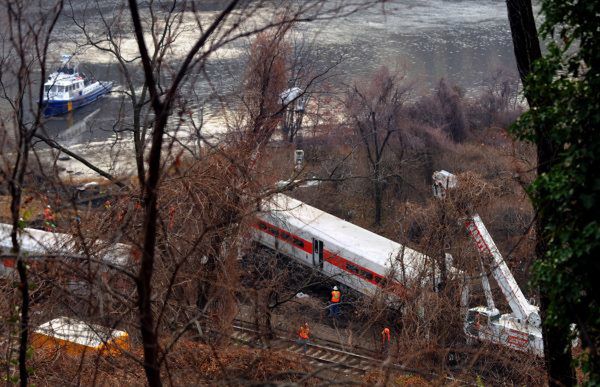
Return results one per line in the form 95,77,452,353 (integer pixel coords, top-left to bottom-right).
333,286,338,291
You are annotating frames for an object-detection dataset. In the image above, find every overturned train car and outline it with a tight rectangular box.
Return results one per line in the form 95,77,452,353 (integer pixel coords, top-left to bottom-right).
252,194,439,298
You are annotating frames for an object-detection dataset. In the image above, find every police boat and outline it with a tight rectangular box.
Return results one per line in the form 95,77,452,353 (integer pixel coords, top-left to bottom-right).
42,55,113,117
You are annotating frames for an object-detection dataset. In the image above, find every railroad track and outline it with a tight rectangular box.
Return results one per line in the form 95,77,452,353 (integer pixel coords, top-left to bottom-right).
230,322,405,378
227,321,477,384
231,324,438,378
187,307,476,384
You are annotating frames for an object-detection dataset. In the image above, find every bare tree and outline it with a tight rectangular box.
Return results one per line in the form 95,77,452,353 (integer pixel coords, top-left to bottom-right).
346,66,412,226
89,2,387,385
0,1,64,384
242,26,290,144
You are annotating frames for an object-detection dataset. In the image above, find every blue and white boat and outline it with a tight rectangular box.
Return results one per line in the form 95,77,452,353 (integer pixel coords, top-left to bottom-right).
42,55,113,117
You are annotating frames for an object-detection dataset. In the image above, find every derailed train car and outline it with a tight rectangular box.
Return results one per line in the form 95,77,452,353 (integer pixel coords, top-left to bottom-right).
0,223,131,281
1,195,436,299
252,194,439,298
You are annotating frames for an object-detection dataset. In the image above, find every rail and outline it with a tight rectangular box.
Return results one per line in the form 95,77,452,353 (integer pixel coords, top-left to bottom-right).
227,318,474,384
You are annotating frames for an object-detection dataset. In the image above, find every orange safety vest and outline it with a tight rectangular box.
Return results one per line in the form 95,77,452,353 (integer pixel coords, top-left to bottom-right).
43,207,54,221
381,328,391,343
298,326,310,340
331,290,341,303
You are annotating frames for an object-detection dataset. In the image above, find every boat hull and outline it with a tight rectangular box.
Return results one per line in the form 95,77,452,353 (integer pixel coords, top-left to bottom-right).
42,81,113,117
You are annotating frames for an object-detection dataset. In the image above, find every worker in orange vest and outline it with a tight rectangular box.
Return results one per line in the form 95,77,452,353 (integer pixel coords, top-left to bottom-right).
381,327,391,355
329,286,341,317
297,322,310,353
43,205,56,231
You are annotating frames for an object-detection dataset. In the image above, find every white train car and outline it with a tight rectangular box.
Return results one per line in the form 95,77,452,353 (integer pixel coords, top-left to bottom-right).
0,223,131,276
253,194,435,297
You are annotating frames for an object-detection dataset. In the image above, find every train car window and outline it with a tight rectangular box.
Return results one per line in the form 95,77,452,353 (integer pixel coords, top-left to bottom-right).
292,238,304,248
268,227,279,237
281,231,291,240
345,262,375,282
346,263,359,274
258,222,267,230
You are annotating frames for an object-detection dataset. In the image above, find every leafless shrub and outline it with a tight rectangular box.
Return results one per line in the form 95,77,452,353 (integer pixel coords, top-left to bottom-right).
411,79,469,143
470,67,522,130
345,66,414,225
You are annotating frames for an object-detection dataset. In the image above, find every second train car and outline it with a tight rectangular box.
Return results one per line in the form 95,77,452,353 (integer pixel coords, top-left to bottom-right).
252,194,438,298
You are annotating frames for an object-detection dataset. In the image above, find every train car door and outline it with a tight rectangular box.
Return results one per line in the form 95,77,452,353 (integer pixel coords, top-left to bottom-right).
312,239,324,269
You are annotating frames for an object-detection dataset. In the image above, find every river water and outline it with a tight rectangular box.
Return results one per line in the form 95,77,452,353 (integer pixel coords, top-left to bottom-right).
39,0,519,177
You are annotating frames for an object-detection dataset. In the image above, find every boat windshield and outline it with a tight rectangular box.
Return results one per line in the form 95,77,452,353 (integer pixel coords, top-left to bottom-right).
59,66,75,74
44,85,67,93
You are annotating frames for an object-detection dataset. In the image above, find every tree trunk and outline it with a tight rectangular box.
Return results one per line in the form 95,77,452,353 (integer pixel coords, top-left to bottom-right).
374,181,383,226
134,99,169,386
505,0,542,91
374,164,383,226
536,137,575,386
539,284,576,386
9,65,31,387
16,260,29,387
132,106,146,191
505,1,575,385
11,157,30,387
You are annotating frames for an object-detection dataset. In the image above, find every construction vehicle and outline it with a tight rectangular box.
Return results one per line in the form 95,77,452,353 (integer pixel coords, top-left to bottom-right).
432,170,543,356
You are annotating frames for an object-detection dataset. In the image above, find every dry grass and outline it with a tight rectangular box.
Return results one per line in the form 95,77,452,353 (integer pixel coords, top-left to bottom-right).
363,370,432,386
29,340,314,385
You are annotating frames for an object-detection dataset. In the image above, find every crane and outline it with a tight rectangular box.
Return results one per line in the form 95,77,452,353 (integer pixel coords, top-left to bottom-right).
432,170,543,356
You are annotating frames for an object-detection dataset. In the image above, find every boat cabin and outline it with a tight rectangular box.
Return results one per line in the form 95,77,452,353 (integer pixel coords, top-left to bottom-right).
43,56,92,100
44,80,83,95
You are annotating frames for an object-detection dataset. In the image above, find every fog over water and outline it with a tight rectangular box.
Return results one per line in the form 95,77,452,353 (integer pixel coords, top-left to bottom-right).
39,0,519,177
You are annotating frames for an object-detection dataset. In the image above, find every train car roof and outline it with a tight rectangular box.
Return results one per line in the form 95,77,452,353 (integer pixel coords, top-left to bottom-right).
34,316,128,348
262,194,427,273
0,223,130,267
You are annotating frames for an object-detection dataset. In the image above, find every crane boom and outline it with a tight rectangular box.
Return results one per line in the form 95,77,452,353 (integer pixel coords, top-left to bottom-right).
465,214,540,327
478,259,497,312
433,170,544,356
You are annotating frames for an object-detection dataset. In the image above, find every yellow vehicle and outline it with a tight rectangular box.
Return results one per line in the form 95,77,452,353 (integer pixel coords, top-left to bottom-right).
31,317,130,356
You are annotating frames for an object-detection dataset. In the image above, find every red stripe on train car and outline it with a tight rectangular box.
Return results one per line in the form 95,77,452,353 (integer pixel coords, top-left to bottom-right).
253,220,386,287
253,220,313,254
323,250,383,286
